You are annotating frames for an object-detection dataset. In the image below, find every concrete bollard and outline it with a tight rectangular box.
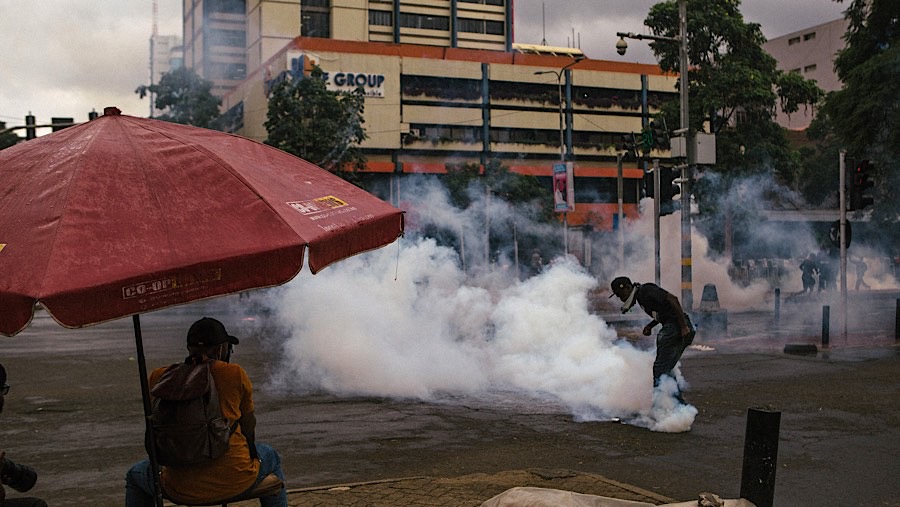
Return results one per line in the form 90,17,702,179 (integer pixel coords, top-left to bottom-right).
740,407,781,507
694,283,727,334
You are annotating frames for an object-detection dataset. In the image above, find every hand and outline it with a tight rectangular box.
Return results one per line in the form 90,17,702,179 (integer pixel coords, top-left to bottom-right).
642,324,654,336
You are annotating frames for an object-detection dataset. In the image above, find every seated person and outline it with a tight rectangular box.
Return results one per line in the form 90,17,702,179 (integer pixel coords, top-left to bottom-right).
125,318,287,507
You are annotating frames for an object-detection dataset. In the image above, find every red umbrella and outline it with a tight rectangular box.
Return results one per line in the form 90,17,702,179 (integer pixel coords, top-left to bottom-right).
0,107,403,504
0,107,403,333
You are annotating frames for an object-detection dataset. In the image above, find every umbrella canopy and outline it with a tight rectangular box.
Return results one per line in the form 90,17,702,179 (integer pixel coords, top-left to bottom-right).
0,107,404,336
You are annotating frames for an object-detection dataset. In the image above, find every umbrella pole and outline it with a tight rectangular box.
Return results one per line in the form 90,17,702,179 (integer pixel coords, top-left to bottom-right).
133,314,164,507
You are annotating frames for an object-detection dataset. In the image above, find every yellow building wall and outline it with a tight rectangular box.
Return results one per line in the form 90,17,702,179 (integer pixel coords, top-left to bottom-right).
333,0,369,41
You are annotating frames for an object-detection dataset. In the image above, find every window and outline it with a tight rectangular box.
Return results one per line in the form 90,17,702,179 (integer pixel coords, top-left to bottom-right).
460,0,504,5
485,20,503,35
458,18,504,35
788,36,801,45
803,32,816,41
206,62,246,80
804,64,817,73
302,0,330,38
205,0,245,14
208,29,246,47
369,10,392,26
399,13,449,31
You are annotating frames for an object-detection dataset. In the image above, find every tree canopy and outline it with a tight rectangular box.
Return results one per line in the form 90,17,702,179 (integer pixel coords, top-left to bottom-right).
0,122,19,151
643,0,824,253
812,0,899,222
264,65,367,180
135,67,222,128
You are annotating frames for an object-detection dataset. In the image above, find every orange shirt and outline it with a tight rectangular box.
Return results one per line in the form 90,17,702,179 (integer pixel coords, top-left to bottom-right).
150,360,260,502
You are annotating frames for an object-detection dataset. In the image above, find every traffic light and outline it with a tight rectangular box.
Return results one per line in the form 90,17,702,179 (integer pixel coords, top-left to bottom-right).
619,133,638,159
640,126,654,154
848,159,875,210
659,166,681,216
639,121,670,154
650,120,670,149
643,166,681,216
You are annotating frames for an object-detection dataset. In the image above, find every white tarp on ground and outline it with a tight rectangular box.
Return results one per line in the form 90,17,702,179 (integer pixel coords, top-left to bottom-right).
481,487,757,507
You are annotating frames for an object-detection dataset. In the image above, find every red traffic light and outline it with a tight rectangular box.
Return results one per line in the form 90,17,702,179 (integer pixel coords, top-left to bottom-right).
849,159,874,210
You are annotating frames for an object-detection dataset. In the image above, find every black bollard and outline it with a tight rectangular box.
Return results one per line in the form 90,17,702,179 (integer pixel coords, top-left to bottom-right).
821,305,830,348
774,288,781,326
740,408,781,507
895,299,899,342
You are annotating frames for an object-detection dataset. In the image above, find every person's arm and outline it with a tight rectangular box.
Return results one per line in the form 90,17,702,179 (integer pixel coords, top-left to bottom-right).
239,410,258,460
665,292,692,338
1,450,7,502
642,320,659,336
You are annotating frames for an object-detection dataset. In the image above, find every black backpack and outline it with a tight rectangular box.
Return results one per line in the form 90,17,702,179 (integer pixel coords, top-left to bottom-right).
147,357,237,466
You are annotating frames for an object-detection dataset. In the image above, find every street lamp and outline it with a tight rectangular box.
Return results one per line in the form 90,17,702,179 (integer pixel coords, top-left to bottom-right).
534,57,583,161
535,57,584,255
615,0,693,310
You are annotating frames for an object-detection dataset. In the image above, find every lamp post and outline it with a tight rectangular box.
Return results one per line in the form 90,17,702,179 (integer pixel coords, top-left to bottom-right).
536,57,583,255
535,57,583,160
615,0,693,310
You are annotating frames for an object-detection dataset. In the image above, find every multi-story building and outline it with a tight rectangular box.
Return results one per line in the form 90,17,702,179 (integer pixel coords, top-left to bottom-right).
763,17,848,131
183,0,680,261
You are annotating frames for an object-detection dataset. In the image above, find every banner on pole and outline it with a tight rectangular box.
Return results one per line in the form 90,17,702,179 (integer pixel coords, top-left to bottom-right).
553,162,575,212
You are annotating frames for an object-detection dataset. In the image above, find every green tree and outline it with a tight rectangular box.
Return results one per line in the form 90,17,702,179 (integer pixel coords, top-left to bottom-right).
0,122,20,151
264,65,367,180
442,159,552,220
135,67,222,128
812,0,900,222
644,0,823,252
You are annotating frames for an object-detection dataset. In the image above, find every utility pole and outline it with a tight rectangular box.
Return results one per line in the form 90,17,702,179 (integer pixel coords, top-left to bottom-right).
617,0,692,309
677,0,693,311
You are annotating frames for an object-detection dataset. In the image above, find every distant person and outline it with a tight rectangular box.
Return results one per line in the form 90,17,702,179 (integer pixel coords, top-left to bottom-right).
0,363,48,507
529,249,543,277
609,276,695,402
799,254,818,295
817,251,835,292
855,258,871,290
125,318,287,507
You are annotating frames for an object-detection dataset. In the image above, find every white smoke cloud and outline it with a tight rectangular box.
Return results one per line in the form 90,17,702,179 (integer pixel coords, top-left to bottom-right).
259,179,714,432
253,171,896,434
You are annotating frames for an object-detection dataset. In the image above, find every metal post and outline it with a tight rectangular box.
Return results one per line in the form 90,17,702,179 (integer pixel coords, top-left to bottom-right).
678,0,692,312
822,305,830,348
740,408,781,507
617,154,625,271
560,73,568,256
839,151,848,342
653,159,661,286
535,60,581,257
894,299,900,342
774,288,781,326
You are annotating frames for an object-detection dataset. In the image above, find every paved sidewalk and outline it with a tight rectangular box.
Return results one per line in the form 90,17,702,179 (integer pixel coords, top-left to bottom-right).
274,469,675,506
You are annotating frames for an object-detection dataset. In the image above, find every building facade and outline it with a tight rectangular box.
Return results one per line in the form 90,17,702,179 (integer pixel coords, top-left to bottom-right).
184,0,680,243
763,17,848,131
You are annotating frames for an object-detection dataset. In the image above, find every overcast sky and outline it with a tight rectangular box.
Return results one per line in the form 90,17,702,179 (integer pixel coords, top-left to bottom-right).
0,0,846,134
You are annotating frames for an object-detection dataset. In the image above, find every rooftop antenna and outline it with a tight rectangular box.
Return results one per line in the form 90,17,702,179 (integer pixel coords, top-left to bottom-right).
541,1,547,45
149,0,158,117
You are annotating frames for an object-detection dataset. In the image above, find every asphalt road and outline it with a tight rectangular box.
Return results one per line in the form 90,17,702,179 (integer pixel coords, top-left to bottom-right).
1,296,898,506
